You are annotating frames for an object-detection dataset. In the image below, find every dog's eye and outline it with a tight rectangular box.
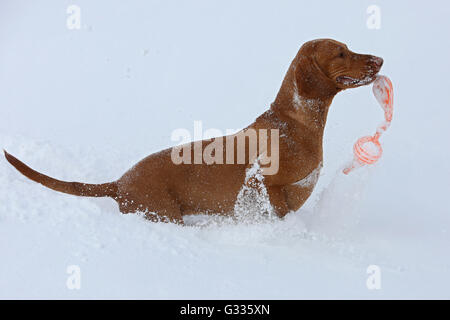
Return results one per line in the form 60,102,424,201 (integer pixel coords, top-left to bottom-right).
338,52,345,58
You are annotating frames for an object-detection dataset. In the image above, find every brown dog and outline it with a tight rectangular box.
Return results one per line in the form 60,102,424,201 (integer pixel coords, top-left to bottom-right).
4,39,383,224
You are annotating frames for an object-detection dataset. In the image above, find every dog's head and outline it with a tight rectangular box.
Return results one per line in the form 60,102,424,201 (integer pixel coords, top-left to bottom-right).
294,39,383,97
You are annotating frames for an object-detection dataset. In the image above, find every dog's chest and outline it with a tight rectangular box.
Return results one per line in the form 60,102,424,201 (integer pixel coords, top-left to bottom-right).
279,126,323,185
257,110,323,186
292,161,322,188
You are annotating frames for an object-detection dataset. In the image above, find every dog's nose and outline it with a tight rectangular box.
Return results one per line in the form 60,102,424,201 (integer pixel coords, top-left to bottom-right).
371,56,383,67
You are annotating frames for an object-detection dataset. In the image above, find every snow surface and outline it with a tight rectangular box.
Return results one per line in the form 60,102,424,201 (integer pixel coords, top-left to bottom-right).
1,0,450,299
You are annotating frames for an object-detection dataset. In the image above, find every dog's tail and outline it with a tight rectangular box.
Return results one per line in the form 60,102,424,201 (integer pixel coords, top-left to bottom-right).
3,150,118,198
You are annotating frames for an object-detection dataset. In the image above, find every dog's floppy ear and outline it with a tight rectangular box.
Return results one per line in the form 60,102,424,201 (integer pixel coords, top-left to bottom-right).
294,55,338,98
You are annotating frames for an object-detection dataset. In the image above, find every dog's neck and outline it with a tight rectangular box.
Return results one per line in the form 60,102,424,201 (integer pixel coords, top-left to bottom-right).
270,59,337,138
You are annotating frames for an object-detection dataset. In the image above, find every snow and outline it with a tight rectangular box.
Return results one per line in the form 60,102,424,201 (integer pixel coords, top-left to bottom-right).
234,161,275,220
1,0,450,299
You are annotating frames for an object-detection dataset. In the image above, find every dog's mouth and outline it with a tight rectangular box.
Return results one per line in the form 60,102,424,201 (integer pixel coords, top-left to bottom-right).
336,74,377,87
336,55,383,88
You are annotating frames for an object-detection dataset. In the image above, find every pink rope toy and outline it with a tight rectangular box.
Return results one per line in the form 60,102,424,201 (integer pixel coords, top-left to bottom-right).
343,75,394,175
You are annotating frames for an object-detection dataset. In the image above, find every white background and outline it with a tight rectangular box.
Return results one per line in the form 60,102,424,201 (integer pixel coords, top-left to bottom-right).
1,0,449,298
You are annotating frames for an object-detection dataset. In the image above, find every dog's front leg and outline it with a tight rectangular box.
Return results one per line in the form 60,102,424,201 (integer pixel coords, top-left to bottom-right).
281,184,313,212
266,186,290,218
